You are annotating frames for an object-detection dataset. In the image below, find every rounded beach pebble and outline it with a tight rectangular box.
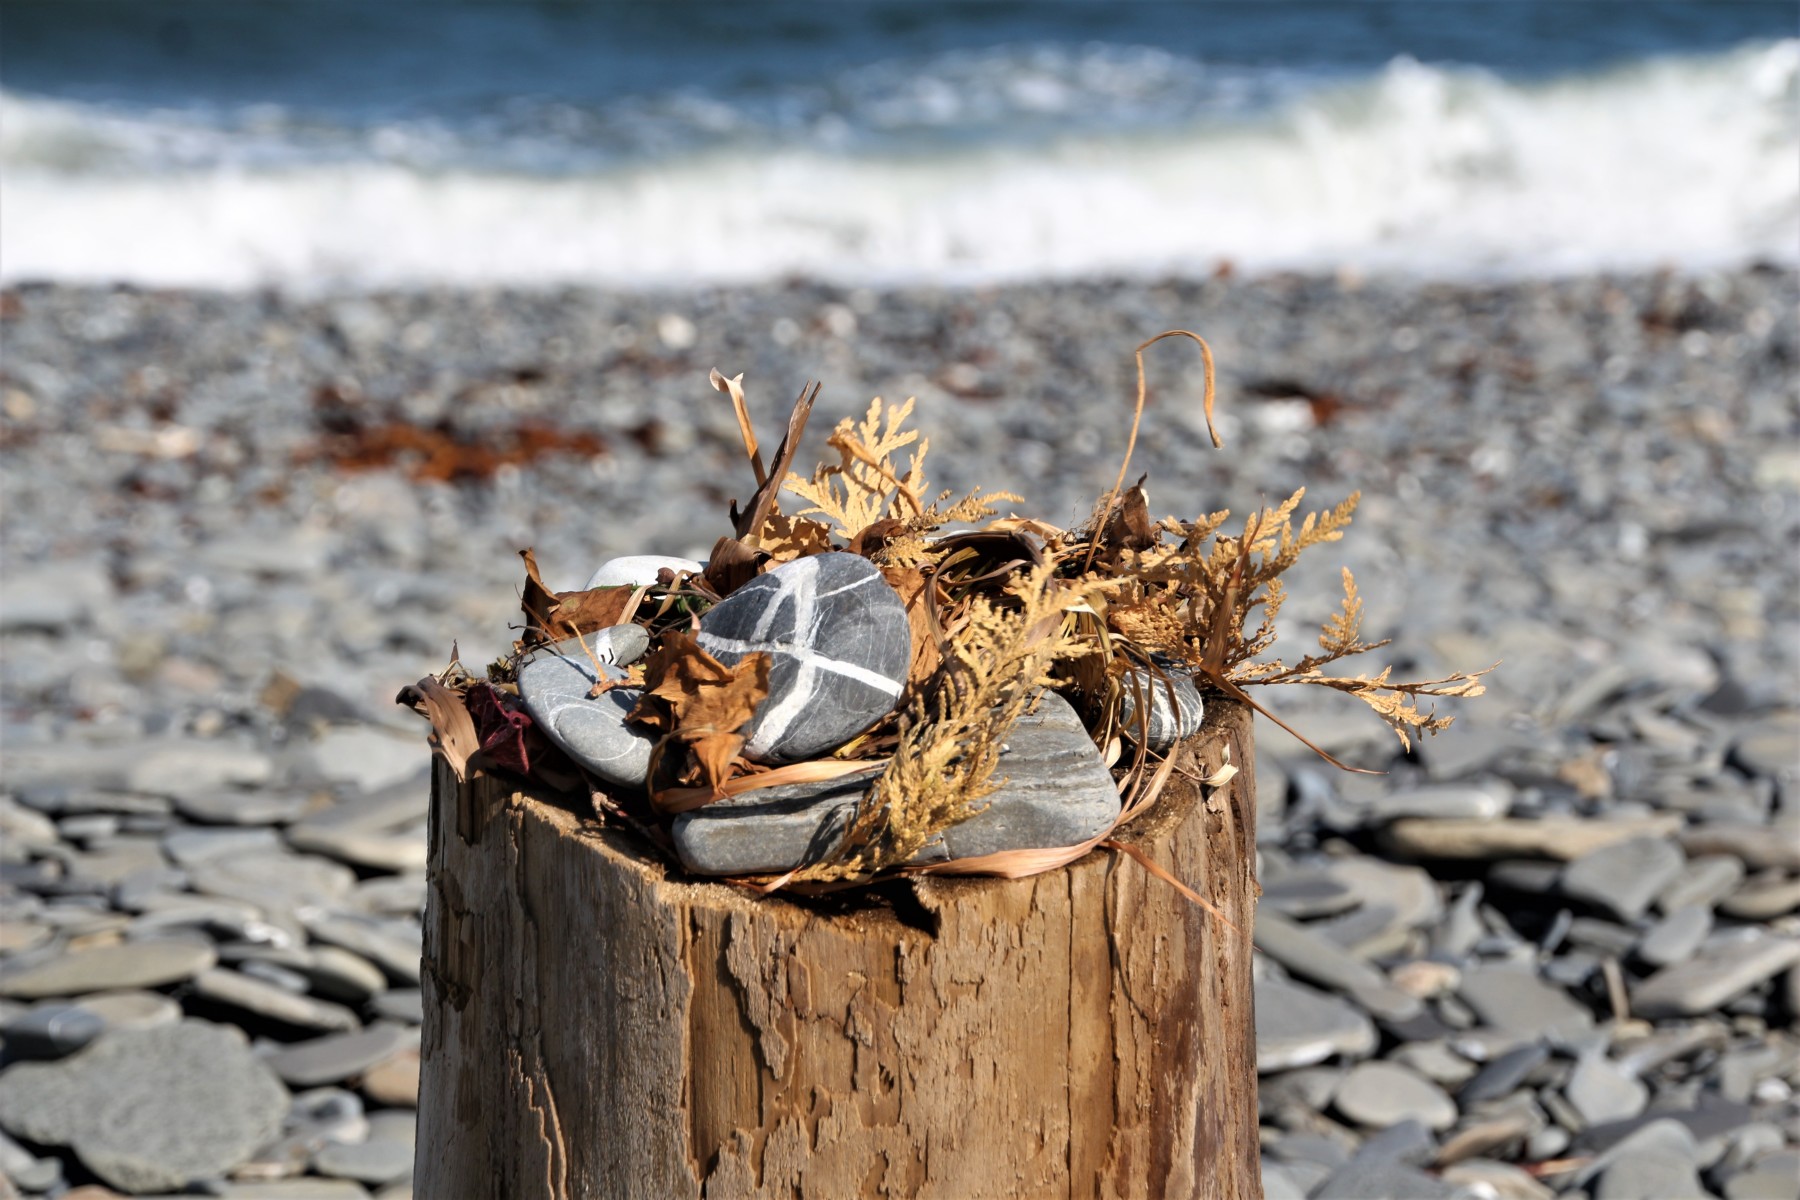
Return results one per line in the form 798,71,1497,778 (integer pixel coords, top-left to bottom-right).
696,552,910,762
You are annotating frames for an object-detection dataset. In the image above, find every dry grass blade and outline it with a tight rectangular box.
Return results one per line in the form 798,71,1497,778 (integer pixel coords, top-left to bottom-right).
653,758,888,815
1102,839,1242,935
1085,329,1220,572
710,368,766,485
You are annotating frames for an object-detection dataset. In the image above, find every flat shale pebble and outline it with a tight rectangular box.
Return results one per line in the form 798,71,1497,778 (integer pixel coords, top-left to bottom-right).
0,1020,288,1193
0,938,216,998
265,1024,413,1088
1561,836,1685,921
1334,1061,1457,1130
1254,975,1377,1073
1632,934,1800,1018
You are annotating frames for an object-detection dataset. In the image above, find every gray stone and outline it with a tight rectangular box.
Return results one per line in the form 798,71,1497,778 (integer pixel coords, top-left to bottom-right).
265,1023,413,1087
1659,854,1747,911
192,851,358,912
189,968,362,1032
1682,822,1800,871
219,1179,374,1197
1254,975,1377,1072
1721,873,1800,919
1,1002,106,1058
0,937,216,998
308,730,426,795
671,692,1118,873
1312,1159,1468,1199
1638,904,1712,967
695,552,909,762
1566,1051,1649,1125
239,959,313,993
1116,664,1204,751
1588,1119,1708,1199
1253,912,1421,1021
1724,1150,1800,1200
0,560,110,633
176,788,313,826
164,826,285,866
514,635,655,790
1732,715,1799,780
314,1137,414,1184
585,555,704,590
1334,1061,1457,1131
301,913,421,986
370,989,423,1025
1456,963,1594,1040
1352,1118,1439,1166
1561,836,1685,921
1366,782,1511,824
1633,935,1800,1018
1439,1160,1555,1200
1260,872,1361,918
1458,1042,1549,1105
73,989,181,1034
0,1020,288,1192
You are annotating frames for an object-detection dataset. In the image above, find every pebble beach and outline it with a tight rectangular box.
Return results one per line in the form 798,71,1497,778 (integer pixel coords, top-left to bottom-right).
2,266,1798,1197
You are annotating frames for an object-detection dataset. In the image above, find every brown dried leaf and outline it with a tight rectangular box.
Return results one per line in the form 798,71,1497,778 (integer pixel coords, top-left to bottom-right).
545,585,636,638
758,510,835,561
518,548,560,644
399,676,481,782
635,631,771,790
881,565,942,690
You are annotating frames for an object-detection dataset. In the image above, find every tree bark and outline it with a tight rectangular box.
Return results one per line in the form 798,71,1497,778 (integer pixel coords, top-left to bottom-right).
416,699,1260,1199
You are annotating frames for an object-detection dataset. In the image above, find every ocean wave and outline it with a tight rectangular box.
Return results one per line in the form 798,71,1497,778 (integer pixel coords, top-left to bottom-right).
2,40,1794,288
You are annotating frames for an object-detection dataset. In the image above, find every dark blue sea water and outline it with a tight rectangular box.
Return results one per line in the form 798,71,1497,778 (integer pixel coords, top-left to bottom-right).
2,1,1795,287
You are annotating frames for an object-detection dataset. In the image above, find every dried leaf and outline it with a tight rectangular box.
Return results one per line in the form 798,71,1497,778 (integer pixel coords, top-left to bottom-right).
398,676,481,781
634,631,771,791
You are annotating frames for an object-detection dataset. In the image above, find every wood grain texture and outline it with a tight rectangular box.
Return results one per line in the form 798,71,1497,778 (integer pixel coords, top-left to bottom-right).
417,700,1260,1199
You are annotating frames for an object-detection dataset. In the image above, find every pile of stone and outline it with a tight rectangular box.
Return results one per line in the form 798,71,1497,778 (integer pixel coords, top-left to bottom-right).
512,549,1194,876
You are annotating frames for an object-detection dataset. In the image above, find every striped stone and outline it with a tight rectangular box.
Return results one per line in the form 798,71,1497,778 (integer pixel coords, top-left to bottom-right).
516,626,656,789
1118,664,1205,752
696,552,909,763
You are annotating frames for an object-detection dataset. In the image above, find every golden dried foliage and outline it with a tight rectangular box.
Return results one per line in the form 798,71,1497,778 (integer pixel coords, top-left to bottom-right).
796,561,1090,881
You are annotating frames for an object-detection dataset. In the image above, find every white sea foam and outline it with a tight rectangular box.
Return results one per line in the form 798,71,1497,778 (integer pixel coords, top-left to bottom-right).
2,41,1794,289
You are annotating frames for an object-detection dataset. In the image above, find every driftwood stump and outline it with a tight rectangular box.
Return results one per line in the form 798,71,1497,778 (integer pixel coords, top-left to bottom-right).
417,700,1260,1199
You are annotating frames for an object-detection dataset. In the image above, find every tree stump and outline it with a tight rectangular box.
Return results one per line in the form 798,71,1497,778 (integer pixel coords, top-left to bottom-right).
416,699,1260,1199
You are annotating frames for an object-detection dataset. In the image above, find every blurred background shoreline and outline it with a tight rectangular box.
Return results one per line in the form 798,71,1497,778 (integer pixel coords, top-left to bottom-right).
3,0,1796,290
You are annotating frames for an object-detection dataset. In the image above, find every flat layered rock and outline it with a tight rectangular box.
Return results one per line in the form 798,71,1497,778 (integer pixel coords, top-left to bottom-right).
1382,814,1682,862
188,968,361,1032
0,939,216,999
1632,934,1800,1018
1561,836,1685,922
1456,963,1594,1040
0,1020,288,1193
1254,975,1378,1073
696,552,909,762
515,630,656,789
671,692,1117,874
265,1023,414,1088
1334,1061,1456,1130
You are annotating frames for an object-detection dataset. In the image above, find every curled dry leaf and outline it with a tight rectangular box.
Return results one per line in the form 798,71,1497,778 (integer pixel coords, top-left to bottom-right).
630,630,772,794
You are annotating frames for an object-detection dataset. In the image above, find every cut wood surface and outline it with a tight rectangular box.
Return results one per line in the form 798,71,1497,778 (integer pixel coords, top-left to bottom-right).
416,699,1260,1199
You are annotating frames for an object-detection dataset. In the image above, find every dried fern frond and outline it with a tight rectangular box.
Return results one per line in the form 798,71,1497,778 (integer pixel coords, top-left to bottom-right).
795,561,1092,882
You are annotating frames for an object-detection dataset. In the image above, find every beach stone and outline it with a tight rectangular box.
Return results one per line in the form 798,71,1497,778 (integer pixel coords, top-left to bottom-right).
73,989,181,1034
0,938,215,998
1562,836,1684,921
1335,1062,1457,1131
584,555,704,590
1681,822,1800,871
370,989,423,1025
314,1137,413,1185
1459,1042,1549,1105
300,914,420,986
1566,1051,1649,1125
695,552,908,762
1254,975,1377,1072
1731,715,1799,780
1366,782,1511,824
191,850,357,912
1312,1159,1466,1199
1439,1160,1554,1200
1253,912,1421,1021
1382,814,1681,861
360,1047,420,1107
0,1020,288,1193
1724,1150,1800,1200
1117,665,1204,750
1457,963,1594,1039
1632,934,1800,1018
174,789,313,826
671,692,1117,873
265,1024,413,1088
1,1002,106,1059
1588,1119,1707,1199
1659,854,1747,911
164,826,284,867
1638,904,1712,967
514,635,655,789
308,730,425,795
1260,872,1361,918
1721,873,1800,919
189,968,361,1032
